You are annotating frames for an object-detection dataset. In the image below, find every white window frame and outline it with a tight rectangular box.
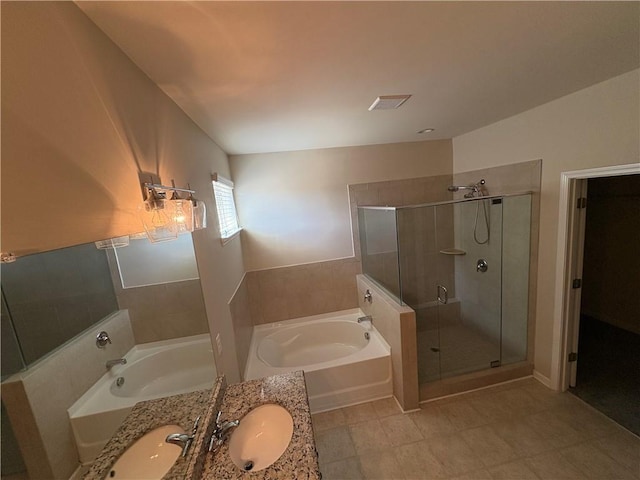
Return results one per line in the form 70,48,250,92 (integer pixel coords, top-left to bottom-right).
211,173,242,244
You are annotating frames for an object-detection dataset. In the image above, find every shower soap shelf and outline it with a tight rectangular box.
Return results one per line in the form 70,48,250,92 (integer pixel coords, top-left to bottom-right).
439,248,466,255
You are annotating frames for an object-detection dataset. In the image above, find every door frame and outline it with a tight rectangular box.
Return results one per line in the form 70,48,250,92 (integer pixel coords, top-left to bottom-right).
550,163,640,391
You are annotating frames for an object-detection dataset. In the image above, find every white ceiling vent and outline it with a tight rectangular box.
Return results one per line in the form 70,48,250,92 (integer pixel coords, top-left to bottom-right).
368,95,412,111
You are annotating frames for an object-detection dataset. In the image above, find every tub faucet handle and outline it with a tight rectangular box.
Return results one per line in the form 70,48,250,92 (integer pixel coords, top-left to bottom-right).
96,331,111,349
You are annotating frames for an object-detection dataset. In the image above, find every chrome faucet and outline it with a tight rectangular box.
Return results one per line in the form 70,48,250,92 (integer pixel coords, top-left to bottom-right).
105,358,126,369
166,416,200,457
208,411,239,453
357,315,373,325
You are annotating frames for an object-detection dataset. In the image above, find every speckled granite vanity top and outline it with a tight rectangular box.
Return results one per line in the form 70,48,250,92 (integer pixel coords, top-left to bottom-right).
201,371,321,480
84,371,319,480
84,376,225,480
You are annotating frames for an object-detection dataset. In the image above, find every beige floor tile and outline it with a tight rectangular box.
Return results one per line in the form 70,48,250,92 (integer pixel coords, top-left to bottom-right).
460,425,518,467
379,414,424,447
489,419,550,457
393,441,448,479
492,387,541,418
524,451,585,480
371,397,402,418
437,400,489,431
427,433,484,477
553,402,623,440
408,405,456,438
358,450,405,480
349,419,390,455
468,391,514,423
343,402,377,425
313,408,346,433
520,383,576,410
561,442,637,480
316,426,357,464
523,410,583,448
450,469,493,480
321,457,364,480
591,431,640,473
488,460,540,479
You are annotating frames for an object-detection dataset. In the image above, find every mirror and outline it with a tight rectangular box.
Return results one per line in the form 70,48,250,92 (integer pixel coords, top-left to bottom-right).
1,235,208,377
1,234,213,479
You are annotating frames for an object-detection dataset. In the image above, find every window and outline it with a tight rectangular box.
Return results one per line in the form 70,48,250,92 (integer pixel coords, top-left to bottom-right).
212,173,241,242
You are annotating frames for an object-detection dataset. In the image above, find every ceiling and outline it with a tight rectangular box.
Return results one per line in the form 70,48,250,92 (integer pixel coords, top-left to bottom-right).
77,1,639,155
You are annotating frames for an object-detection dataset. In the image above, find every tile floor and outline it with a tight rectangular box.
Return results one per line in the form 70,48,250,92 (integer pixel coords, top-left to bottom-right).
312,378,640,480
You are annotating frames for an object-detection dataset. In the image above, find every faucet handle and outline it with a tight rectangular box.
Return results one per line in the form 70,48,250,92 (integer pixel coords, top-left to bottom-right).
96,331,111,349
215,410,222,428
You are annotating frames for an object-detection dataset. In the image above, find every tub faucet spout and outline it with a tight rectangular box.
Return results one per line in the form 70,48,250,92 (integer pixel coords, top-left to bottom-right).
105,358,126,369
357,315,373,325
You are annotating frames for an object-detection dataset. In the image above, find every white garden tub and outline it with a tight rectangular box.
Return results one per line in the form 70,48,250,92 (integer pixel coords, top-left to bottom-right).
68,334,215,465
245,308,392,413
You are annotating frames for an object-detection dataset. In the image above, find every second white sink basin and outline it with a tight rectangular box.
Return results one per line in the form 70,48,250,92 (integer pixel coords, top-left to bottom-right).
104,424,184,480
228,404,293,472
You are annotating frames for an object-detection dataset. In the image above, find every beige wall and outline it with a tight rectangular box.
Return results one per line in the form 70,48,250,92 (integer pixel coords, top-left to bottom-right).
1,2,245,384
453,69,640,381
230,140,452,271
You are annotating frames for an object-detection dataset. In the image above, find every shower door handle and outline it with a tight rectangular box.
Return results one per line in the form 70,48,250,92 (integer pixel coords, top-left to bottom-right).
437,285,448,304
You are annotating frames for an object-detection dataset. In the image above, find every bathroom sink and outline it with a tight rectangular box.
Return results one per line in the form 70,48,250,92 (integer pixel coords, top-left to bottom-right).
104,424,185,479
228,404,294,472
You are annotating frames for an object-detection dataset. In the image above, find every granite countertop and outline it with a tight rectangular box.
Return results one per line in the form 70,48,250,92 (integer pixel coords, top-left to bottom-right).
201,371,321,480
84,376,224,480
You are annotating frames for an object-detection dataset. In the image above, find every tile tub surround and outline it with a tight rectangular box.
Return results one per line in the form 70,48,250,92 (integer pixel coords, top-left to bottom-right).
84,376,224,480
203,371,321,479
357,275,419,412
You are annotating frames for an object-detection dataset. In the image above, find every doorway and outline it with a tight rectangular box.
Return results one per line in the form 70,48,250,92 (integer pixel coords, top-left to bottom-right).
569,174,640,434
554,166,639,435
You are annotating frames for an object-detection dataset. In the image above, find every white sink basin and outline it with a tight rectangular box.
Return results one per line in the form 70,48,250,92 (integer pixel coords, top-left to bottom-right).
104,424,185,480
228,404,293,472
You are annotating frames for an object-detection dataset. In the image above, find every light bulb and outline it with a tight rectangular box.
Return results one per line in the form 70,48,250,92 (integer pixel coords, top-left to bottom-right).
138,188,178,243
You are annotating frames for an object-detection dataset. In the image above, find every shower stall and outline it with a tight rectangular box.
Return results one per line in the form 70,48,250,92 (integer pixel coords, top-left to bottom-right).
357,191,532,385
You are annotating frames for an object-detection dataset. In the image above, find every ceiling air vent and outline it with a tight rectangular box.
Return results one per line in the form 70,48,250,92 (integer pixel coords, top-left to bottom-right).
368,95,412,111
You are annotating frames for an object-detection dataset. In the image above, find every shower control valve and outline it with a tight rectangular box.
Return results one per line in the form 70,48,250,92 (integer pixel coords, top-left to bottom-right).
476,259,488,273
363,289,373,303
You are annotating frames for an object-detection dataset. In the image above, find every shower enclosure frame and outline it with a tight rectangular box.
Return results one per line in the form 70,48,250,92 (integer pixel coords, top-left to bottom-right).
358,191,534,386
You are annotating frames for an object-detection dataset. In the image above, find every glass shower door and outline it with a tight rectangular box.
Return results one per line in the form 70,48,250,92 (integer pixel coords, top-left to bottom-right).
434,198,503,379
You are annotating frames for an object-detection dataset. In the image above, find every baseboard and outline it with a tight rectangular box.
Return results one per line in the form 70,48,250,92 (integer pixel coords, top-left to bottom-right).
532,369,552,389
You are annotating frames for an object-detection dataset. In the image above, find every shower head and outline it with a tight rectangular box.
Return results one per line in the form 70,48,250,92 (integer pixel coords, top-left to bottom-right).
447,179,486,197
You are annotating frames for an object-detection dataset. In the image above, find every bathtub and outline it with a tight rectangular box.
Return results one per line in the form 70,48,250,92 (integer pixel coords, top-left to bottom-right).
245,308,392,413
68,334,216,465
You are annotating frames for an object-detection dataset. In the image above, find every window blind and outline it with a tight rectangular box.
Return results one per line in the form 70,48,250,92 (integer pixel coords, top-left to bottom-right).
212,175,240,239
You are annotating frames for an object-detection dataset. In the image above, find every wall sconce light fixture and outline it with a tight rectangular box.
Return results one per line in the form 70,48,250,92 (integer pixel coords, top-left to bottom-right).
138,180,206,243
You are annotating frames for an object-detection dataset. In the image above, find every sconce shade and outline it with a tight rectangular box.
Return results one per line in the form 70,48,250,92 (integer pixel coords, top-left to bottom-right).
192,199,207,230
138,189,178,243
169,189,194,234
